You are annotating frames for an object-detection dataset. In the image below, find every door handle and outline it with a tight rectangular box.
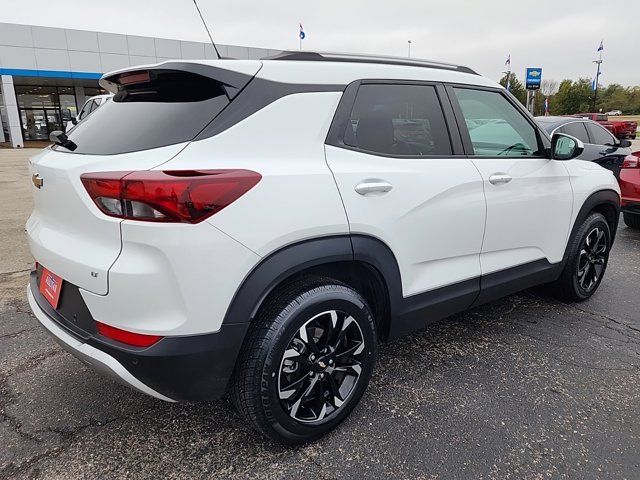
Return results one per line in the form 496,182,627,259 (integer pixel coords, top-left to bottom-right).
354,180,393,196
488,173,513,185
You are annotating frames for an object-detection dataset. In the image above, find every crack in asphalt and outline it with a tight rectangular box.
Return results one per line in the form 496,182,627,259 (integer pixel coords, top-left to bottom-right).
0,327,37,339
0,399,168,478
0,268,31,276
4,349,65,378
564,303,640,334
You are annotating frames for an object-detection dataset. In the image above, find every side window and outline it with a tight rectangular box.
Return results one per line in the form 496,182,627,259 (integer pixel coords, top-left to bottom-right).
88,99,100,113
586,123,615,145
345,84,452,156
78,101,92,120
452,88,541,157
557,122,590,143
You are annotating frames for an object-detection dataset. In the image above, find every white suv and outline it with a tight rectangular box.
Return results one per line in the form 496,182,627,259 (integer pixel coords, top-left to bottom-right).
27,53,620,444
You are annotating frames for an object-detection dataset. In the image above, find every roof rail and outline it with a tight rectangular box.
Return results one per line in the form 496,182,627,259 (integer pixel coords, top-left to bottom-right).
262,51,478,75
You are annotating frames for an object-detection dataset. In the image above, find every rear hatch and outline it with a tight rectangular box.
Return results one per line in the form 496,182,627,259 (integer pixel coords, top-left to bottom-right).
27,60,261,295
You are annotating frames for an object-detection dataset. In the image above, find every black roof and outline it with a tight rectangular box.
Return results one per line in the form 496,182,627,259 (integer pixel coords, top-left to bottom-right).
262,51,478,75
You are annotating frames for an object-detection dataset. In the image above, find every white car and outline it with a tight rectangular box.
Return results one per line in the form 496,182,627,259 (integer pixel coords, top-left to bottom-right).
26,53,620,444
65,94,112,132
605,110,622,116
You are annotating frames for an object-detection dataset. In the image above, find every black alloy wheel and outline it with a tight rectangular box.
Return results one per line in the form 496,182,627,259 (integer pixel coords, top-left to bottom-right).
231,278,377,444
576,226,607,293
278,309,366,424
553,212,611,301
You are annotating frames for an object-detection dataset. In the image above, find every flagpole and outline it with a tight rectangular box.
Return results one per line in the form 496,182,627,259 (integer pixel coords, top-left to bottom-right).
592,40,603,111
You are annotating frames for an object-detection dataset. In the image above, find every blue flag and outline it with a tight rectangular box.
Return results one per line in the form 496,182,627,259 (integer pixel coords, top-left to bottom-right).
299,23,305,40
597,40,603,52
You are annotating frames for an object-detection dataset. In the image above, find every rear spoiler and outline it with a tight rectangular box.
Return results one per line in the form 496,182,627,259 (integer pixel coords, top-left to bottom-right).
99,60,262,100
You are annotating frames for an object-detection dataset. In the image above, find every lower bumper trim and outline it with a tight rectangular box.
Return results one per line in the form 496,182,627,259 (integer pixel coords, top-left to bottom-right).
28,285,176,402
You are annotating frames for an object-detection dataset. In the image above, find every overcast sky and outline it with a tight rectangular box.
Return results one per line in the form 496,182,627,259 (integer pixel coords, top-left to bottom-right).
2,0,639,86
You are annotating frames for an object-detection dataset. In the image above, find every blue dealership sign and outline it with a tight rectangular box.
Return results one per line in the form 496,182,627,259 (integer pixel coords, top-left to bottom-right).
525,68,542,90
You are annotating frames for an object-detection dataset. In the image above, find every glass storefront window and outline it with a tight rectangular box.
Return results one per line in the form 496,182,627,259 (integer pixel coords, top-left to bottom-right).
14,85,80,141
15,86,59,109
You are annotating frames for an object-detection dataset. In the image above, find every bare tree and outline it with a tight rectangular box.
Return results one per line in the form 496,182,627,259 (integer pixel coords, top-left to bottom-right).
540,79,559,97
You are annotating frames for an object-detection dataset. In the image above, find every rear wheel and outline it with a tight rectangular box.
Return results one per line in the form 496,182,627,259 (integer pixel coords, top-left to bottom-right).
231,277,377,444
552,212,611,302
623,212,640,230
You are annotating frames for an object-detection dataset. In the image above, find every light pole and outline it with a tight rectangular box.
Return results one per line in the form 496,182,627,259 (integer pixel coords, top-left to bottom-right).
592,58,603,111
592,40,604,111
407,40,411,58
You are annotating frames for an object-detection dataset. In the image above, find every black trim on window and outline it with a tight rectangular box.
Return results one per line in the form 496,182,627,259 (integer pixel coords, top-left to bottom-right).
195,77,345,141
325,79,463,159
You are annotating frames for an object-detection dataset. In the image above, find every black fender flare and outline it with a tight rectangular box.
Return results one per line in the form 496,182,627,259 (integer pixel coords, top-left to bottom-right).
221,234,406,326
221,236,354,325
561,189,620,266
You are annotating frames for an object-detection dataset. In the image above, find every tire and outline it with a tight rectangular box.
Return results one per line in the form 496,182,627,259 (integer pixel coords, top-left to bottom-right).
231,276,377,445
623,212,640,230
552,212,611,302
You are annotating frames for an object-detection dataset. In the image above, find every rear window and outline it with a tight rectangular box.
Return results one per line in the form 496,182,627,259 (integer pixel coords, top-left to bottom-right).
586,122,616,145
557,122,590,144
56,70,230,155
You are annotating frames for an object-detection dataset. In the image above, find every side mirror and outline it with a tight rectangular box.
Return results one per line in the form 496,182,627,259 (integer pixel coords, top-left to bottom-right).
49,130,77,151
618,139,632,148
551,132,584,160
71,117,78,125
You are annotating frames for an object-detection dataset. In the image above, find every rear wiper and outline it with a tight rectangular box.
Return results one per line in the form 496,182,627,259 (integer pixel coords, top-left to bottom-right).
49,131,77,152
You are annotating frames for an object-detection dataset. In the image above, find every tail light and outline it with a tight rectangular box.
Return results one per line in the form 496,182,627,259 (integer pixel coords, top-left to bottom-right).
80,170,261,223
623,154,640,169
96,321,163,347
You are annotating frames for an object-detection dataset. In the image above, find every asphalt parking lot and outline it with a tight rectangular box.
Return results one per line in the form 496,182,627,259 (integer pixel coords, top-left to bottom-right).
2,147,640,479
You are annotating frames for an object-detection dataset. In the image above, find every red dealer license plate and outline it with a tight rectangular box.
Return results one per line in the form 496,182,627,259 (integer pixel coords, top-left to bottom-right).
39,267,63,309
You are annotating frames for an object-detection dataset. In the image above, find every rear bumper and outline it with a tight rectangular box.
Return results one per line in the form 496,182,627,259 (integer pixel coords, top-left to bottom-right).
28,272,248,402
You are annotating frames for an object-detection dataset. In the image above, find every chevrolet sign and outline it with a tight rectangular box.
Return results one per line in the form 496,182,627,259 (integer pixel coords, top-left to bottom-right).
525,68,543,90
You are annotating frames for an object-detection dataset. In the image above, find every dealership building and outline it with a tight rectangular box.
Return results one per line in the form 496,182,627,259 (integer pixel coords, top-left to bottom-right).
0,22,279,147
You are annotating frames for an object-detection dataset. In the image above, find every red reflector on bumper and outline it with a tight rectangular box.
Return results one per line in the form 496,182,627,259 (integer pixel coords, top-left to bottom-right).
96,321,163,347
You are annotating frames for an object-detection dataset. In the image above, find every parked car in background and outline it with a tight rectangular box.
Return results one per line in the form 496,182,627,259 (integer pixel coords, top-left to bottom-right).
570,113,637,140
536,116,632,177
605,110,622,116
64,94,112,132
620,151,640,229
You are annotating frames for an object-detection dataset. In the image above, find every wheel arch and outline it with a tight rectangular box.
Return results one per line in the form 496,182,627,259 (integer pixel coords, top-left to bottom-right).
221,235,402,341
563,189,620,265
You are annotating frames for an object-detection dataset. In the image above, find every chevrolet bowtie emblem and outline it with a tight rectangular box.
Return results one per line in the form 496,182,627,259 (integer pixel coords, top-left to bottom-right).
32,173,43,189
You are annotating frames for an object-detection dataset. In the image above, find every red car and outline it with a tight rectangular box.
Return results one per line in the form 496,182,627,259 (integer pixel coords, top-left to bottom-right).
571,113,637,140
621,151,640,229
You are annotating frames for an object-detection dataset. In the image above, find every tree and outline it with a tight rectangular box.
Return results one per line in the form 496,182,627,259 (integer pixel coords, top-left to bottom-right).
595,84,639,114
552,79,593,115
540,79,559,98
499,73,527,106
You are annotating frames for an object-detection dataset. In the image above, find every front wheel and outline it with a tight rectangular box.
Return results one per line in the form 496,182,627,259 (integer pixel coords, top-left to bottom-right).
552,212,611,302
231,277,377,444
623,212,640,230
